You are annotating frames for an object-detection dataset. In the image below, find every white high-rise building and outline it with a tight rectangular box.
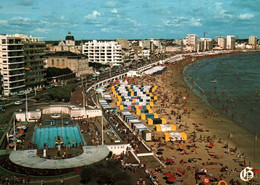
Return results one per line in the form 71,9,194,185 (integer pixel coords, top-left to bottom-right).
82,40,122,65
185,34,198,52
199,38,213,51
217,37,227,49
226,35,236,50
0,34,46,96
248,36,257,49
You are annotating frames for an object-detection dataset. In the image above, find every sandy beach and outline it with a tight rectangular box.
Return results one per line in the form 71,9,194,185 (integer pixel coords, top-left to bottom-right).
129,53,260,184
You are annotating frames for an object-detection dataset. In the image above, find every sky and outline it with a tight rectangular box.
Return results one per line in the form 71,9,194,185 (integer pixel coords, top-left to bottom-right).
0,0,259,40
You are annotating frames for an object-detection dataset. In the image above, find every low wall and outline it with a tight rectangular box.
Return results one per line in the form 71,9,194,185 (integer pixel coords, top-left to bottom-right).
106,143,131,155
15,110,41,122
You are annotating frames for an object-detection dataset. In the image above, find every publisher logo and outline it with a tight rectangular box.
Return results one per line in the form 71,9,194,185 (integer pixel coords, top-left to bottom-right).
240,167,254,182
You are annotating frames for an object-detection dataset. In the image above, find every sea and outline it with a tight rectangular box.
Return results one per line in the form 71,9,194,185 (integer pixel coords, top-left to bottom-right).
184,52,260,136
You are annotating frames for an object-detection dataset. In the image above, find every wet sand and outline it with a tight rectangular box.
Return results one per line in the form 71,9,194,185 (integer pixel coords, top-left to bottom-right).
130,54,260,184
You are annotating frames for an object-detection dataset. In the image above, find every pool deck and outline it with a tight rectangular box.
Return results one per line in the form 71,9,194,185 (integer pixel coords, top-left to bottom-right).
9,145,110,169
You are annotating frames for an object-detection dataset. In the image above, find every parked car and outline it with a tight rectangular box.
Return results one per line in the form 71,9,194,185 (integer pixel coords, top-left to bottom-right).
14,101,23,105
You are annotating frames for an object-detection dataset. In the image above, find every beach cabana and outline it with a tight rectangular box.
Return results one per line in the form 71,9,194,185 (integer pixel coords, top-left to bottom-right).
155,124,176,132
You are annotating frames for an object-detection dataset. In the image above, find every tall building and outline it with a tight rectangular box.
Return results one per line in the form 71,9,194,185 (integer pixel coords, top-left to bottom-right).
24,39,46,92
45,51,93,77
185,34,198,52
82,40,122,65
226,35,236,50
199,38,213,51
217,37,227,49
248,36,257,49
0,34,46,96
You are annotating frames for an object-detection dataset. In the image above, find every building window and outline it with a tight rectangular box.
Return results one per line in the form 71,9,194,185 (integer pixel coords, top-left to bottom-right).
57,59,59,66
62,59,65,66
2,39,6,44
51,59,54,65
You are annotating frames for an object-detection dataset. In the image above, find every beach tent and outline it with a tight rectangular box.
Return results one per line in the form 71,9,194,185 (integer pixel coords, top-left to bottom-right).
155,124,176,132
147,118,167,125
164,132,187,141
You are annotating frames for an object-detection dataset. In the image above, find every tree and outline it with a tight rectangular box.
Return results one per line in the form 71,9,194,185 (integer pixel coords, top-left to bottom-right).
80,160,132,185
46,67,73,78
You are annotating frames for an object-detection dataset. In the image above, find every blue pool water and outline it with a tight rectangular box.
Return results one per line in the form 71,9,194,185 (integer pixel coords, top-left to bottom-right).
33,125,85,148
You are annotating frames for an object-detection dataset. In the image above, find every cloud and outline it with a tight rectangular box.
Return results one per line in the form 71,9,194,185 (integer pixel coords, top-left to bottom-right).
164,17,202,27
104,1,117,8
8,17,32,26
215,2,234,19
85,11,101,22
232,0,260,12
35,28,50,33
238,13,254,20
0,19,7,24
18,0,34,6
111,9,118,14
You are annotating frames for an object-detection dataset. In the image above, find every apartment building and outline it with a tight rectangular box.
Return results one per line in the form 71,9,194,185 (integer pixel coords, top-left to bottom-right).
248,36,257,49
217,37,227,49
24,39,46,92
0,34,46,96
82,40,123,65
185,34,198,52
199,38,213,51
226,35,236,50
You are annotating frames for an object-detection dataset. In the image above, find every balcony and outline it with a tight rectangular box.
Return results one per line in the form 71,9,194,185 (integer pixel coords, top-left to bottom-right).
9,79,25,83
6,42,23,46
9,84,26,90
8,61,24,65
8,73,25,77
8,55,24,59
7,49,24,52
9,67,25,71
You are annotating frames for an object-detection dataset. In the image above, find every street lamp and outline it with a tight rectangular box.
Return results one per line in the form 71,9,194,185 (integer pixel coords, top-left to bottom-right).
25,90,29,122
13,120,17,151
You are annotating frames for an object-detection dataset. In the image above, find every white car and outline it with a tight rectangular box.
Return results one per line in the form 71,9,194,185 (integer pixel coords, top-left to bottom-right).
14,101,23,105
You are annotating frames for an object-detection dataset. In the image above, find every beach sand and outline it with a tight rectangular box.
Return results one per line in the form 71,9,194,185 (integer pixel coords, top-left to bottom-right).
130,55,260,184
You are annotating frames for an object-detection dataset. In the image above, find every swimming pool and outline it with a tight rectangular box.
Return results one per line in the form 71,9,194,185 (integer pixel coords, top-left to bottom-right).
32,125,86,148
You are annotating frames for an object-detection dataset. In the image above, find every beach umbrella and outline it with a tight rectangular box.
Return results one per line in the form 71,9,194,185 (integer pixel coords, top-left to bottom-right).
218,180,228,185
184,109,188,113
201,168,208,173
18,132,24,135
22,121,28,125
253,169,260,174
156,151,163,155
179,144,184,150
16,134,22,138
21,126,27,130
157,148,164,152
16,126,22,129
167,176,176,182
164,172,173,177
8,135,13,138
202,177,210,184
176,168,183,176
209,142,214,147
167,158,174,162
9,143,14,147
19,130,24,133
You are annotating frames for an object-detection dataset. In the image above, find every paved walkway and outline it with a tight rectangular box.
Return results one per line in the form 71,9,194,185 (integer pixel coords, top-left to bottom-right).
9,145,109,169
